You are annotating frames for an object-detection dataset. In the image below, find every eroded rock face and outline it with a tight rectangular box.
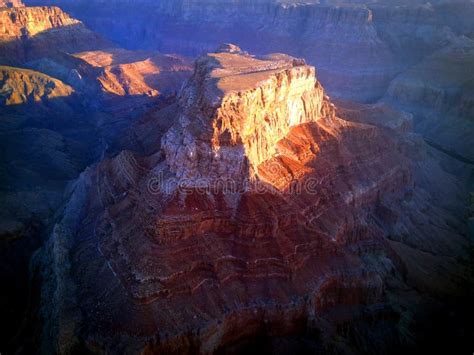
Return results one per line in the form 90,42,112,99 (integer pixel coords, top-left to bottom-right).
36,46,468,353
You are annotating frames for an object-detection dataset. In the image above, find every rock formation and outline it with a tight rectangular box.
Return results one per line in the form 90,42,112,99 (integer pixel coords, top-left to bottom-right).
35,46,468,354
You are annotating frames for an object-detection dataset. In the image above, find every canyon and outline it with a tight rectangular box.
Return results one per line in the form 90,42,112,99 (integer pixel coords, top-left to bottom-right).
0,1,472,354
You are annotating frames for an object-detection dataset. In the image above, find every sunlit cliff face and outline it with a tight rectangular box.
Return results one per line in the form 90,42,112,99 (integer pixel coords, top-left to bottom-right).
162,45,335,184
0,6,81,38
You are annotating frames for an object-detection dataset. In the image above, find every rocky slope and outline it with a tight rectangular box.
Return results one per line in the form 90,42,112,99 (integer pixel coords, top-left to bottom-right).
35,46,468,354
0,5,181,245
0,3,193,243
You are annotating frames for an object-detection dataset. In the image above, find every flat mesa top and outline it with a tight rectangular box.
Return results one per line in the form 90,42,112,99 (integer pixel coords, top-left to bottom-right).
204,51,308,93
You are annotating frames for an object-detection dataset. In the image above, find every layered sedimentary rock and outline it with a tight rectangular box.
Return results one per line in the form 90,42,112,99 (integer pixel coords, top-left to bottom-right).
0,4,193,149
36,46,468,353
0,1,468,352
20,1,389,100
